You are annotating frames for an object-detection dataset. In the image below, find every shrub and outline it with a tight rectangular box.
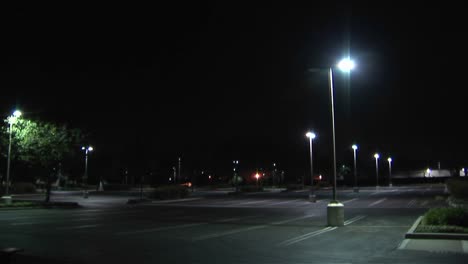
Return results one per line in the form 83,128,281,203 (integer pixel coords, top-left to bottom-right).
12,182,36,194
422,207,468,227
150,185,189,200
446,178,468,199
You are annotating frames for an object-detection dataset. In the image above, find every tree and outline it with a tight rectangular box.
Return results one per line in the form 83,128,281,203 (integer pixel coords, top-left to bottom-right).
2,118,83,202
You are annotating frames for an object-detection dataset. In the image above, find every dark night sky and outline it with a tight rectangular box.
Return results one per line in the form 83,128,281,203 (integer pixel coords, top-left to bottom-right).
1,2,466,180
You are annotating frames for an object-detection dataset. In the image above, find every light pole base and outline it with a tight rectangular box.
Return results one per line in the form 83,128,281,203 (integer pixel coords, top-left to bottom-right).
83,190,89,199
309,194,316,203
1,196,12,205
353,187,359,193
327,202,344,226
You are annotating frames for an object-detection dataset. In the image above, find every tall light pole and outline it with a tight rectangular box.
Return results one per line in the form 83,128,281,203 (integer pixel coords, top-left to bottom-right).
3,110,22,201
233,160,239,192
310,58,355,226
178,157,181,184
82,146,93,197
352,144,358,192
387,157,392,187
306,131,316,202
374,153,380,188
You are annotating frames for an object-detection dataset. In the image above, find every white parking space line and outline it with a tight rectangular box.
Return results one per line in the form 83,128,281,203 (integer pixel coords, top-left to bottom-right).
57,224,100,230
72,218,98,222
192,215,316,241
344,215,366,225
11,222,35,226
407,199,417,208
277,227,337,247
237,199,272,205
117,223,208,235
369,198,387,207
342,198,358,204
265,199,303,206
151,197,203,204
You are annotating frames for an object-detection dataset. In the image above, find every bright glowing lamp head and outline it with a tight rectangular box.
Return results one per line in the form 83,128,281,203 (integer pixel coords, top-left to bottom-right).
13,110,22,117
337,58,355,72
306,132,316,139
387,157,392,163
374,153,380,159
255,173,260,179
426,168,431,173
88,146,94,152
352,144,358,150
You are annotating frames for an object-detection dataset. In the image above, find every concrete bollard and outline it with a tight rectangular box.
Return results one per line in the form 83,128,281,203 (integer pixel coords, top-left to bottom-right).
1,196,12,205
327,202,344,226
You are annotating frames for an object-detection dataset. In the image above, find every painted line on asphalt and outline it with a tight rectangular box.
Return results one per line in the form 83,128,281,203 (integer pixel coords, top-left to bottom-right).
265,199,303,206
277,226,337,247
0,216,33,221
57,224,100,230
237,199,272,205
407,199,417,208
342,198,358,204
151,197,203,204
369,198,387,207
344,215,366,225
192,215,316,241
72,218,98,222
117,222,208,235
11,222,35,226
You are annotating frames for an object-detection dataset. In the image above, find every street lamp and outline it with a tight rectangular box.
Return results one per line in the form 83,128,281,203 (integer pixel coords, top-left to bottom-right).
374,153,380,188
2,110,21,203
233,160,239,192
306,131,316,202
352,144,358,192
81,146,93,198
310,57,355,226
329,58,354,202
387,157,393,187
255,173,260,187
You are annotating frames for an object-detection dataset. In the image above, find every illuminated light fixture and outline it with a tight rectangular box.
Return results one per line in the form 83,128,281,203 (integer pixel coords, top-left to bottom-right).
306,132,316,139
337,58,355,72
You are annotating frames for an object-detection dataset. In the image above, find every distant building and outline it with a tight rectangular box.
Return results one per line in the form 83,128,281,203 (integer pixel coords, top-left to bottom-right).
393,169,452,178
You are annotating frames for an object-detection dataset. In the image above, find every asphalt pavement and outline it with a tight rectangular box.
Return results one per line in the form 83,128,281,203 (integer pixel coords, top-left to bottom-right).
1,184,466,263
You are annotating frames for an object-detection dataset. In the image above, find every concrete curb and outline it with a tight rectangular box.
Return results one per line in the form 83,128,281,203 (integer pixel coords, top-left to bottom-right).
405,215,468,240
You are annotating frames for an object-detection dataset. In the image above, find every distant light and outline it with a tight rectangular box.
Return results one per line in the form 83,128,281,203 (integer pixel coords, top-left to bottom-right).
306,132,316,139
255,173,260,179
13,110,22,117
273,163,276,167
387,157,392,163
352,144,358,150
426,168,431,173
374,153,380,159
337,58,355,72
82,146,93,152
